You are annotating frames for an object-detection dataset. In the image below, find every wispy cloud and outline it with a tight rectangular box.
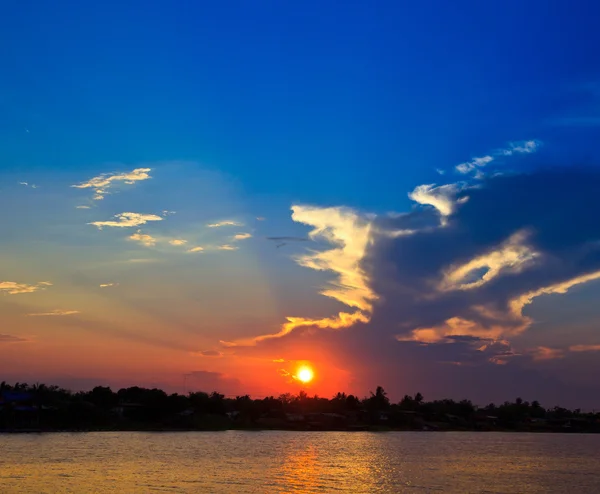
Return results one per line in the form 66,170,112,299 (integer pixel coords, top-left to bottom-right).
125,258,158,264
168,239,187,246
456,156,494,174
233,233,252,241
266,236,308,242
194,350,223,357
0,281,52,295
0,334,28,343
455,140,541,174
99,283,118,288
128,230,157,247
207,221,243,228
28,309,80,317
71,167,151,200
187,246,205,253
218,244,238,251
569,344,600,352
76,205,91,209
18,181,38,189
530,346,565,361
89,212,163,229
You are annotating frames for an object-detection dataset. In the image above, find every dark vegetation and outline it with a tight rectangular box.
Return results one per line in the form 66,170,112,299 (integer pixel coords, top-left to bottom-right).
1,382,599,433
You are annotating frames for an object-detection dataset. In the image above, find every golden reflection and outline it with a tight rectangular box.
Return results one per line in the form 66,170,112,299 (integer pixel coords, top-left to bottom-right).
280,445,320,491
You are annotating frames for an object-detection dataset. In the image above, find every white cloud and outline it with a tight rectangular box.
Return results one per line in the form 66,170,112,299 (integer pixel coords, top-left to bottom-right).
0,281,52,295
89,212,163,229
187,246,205,253
456,155,494,174
222,205,377,346
99,283,118,288
233,233,252,241
408,183,464,217
456,140,541,174
19,181,38,188
440,230,539,291
207,221,242,228
128,230,157,247
218,244,238,251
28,310,80,317
502,140,540,155
76,205,91,209
72,167,151,200
168,239,187,246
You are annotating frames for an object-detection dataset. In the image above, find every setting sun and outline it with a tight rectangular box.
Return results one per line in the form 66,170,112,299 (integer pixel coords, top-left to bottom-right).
296,366,314,384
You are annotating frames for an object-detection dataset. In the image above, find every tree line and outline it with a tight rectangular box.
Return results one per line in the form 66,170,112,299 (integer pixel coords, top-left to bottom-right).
1,382,598,432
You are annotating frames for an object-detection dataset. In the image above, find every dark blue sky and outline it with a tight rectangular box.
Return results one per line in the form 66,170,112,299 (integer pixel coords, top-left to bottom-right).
2,0,599,209
1,1,600,405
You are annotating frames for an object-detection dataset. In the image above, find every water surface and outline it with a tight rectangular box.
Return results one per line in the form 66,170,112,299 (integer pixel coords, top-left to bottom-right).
2,431,599,493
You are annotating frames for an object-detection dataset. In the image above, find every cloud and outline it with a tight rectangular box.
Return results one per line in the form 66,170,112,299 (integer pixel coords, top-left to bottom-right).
223,205,376,346
71,167,151,200
222,311,369,347
89,212,163,229
19,181,38,188
455,140,541,174
218,245,238,251
0,334,28,343
223,168,600,406
456,156,494,174
125,258,158,264
187,246,205,253
408,183,467,218
28,310,80,316
439,230,540,291
99,283,118,288
291,205,376,312
530,346,565,361
266,236,308,242
0,281,52,295
207,221,242,228
569,344,600,352
76,205,91,209
194,350,223,357
502,140,540,155
128,230,157,247
256,217,266,221
233,233,252,241
168,239,187,246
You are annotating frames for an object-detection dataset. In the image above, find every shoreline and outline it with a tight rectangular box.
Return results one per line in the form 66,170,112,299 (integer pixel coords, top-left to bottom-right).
2,426,597,434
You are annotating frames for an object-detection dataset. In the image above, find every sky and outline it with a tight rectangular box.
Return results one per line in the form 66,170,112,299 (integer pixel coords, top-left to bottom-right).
2,1,600,408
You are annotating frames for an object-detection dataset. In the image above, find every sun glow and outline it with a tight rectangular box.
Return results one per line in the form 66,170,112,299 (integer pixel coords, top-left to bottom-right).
296,366,314,384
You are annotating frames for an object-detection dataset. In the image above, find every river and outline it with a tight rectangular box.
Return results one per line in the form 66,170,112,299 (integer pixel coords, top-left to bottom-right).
1,431,599,492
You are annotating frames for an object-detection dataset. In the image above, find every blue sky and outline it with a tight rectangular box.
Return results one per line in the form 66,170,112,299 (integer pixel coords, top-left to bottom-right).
1,1,600,406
